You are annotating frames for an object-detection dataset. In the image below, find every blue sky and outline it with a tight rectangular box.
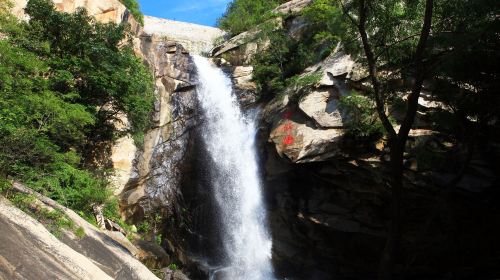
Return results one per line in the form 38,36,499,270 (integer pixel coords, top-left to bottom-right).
138,0,232,26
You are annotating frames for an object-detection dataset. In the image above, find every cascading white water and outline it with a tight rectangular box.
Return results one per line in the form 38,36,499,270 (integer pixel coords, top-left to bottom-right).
193,55,275,280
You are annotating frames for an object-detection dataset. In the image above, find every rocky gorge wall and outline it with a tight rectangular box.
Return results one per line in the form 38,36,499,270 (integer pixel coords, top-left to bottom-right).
9,0,214,219
7,0,212,276
7,0,499,279
207,1,500,279
211,16,387,279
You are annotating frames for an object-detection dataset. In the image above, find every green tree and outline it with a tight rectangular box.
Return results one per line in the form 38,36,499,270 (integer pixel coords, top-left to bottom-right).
0,0,154,220
338,91,385,139
339,1,435,278
302,0,345,50
252,28,291,94
217,0,285,36
24,0,154,147
248,0,346,99
337,0,498,278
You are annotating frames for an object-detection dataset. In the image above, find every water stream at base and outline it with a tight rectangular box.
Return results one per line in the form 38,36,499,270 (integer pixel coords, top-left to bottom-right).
193,55,275,280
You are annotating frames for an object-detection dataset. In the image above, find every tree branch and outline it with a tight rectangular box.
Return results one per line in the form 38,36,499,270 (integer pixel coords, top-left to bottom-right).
375,33,421,60
398,0,434,142
357,0,397,140
339,0,358,27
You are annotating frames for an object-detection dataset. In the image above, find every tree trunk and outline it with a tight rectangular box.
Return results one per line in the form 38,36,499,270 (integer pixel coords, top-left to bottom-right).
342,1,434,278
378,140,404,280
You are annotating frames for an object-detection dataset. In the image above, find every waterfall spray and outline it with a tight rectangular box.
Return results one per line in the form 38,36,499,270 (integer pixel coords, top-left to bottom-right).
193,55,275,280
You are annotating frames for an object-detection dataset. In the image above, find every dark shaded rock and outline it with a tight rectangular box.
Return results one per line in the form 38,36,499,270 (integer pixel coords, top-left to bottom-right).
133,239,171,269
262,153,387,279
162,268,190,280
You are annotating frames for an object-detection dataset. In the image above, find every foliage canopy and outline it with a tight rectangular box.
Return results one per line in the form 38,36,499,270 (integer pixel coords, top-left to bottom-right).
0,0,153,219
217,0,285,36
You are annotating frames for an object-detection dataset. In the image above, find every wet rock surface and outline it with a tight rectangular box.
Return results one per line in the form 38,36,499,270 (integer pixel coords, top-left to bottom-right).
215,63,258,107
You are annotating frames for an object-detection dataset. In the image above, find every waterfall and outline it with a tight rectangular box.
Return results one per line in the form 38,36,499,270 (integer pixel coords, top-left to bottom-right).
193,55,275,280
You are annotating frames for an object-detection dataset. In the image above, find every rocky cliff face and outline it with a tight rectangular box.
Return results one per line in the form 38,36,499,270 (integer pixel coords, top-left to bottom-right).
213,42,386,279
12,0,140,29
120,38,198,223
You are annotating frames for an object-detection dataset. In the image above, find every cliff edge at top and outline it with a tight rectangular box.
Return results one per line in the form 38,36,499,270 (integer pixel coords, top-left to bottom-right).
11,0,138,26
143,16,226,54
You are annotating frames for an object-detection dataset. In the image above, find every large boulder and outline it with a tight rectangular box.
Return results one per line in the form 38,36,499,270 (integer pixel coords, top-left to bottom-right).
262,49,357,163
298,87,345,128
304,50,356,86
269,116,345,163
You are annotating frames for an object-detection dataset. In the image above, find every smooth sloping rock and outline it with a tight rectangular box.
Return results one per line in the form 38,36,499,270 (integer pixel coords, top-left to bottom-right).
0,196,113,280
6,183,161,280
